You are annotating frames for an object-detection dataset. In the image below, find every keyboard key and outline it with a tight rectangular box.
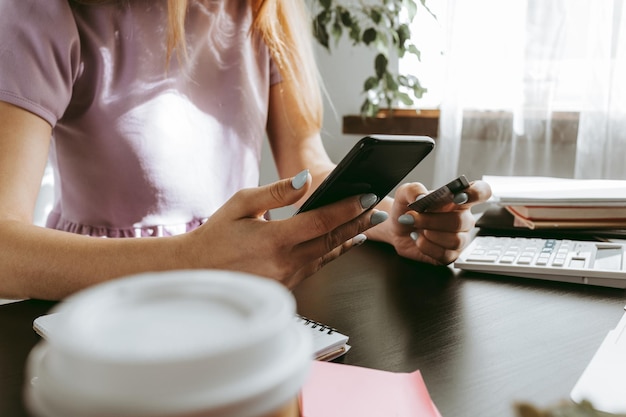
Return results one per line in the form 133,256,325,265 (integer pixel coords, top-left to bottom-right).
552,258,565,266
466,254,499,263
499,255,516,263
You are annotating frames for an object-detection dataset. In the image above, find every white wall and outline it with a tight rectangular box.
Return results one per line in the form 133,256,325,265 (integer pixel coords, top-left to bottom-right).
260,40,437,218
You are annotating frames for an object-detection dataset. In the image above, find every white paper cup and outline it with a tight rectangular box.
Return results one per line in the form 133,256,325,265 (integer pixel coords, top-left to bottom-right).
25,270,312,417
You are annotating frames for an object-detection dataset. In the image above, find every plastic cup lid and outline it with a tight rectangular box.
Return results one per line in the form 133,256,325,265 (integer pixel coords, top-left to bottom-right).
25,269,313,417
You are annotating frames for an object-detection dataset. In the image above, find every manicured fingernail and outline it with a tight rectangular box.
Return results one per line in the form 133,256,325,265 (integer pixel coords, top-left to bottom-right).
291,169,309,190
453,192,469,205
370,211,388,226
410,232,419,241
352,233,367,246
360,193,378,209
398,214,415,225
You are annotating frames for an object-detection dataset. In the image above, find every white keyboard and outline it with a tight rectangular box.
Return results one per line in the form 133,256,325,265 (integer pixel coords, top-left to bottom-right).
455,236,626,288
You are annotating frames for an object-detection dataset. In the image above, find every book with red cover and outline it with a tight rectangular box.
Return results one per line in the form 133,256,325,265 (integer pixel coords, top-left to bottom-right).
505,205,626,221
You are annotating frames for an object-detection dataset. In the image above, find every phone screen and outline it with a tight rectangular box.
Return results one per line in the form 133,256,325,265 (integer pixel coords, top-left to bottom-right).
296,135,435,214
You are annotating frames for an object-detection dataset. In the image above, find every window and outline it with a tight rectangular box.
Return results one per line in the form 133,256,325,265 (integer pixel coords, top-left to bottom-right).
400,0,626,180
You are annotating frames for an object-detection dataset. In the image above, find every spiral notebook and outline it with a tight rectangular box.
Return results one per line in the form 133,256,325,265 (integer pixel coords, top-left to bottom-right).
295,315,351,361
33,313,350,362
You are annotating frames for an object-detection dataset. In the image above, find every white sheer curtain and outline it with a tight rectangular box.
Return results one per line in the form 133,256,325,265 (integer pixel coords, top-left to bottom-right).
406,0,626,185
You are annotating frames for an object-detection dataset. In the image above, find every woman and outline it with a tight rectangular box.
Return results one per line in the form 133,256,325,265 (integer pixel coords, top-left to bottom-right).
0,0,490,300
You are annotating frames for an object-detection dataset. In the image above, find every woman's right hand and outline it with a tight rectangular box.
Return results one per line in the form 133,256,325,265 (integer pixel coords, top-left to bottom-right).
183,169,388,288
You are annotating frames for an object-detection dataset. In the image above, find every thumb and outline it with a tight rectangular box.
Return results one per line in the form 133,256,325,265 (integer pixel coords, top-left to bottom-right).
232,169,311,218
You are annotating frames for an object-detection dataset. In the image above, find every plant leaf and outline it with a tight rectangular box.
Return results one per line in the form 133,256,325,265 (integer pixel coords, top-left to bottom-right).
397,24,411,47
397,75,411,87
362,28,377,45
339,8,352,26
398,91,414,105
360,98,379,118
369,8,382,25
420,0,438,20
384,72,398,91
413,84,427,98
319,0,332,10
407,44,421,60
403,0,418,22
317,8,332,25
374,53,388,78
349,23,361,44
313,15,330,50
332,15,343,45
363,76,380,91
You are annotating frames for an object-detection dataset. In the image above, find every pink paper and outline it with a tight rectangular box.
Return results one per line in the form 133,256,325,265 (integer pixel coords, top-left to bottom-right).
300,361,442,417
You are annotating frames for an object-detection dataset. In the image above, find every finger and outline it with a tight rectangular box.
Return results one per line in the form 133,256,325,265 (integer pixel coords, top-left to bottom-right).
407,210,476,233
463,180,492,207
290,192,380,242
420,228,472,251
228,169,311,219
294,209,387,261
394,182,429,206
452,192,469,205
414,231,470,265
284,234,367,289
401,208,475,233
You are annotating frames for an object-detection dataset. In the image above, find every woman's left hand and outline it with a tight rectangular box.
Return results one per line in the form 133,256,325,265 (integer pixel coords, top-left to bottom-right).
371,180,492,265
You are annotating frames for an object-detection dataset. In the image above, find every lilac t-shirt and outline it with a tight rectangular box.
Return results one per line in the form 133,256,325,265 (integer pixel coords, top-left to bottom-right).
0,0,281,237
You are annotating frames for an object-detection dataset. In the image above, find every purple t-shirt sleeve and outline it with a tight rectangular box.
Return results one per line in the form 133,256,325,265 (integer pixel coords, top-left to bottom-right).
0,0,80,127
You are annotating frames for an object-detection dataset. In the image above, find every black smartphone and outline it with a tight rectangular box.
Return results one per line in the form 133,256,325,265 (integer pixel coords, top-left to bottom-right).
295,135,435,214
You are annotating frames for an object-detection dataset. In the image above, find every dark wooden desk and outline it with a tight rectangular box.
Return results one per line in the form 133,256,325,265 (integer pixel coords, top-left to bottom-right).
0,298,55,417
294,242,625,416
2,242,625,417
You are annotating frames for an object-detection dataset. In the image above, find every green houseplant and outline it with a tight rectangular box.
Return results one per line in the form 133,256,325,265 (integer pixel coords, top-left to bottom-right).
306,0,435,117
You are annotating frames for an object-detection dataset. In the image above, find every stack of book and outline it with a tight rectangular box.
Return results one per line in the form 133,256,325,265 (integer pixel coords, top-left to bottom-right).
483,176,626,230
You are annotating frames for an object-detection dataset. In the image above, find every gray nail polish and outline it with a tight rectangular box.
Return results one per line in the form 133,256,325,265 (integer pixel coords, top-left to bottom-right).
453,192,469,205
410,231,419,241
398,214,415,225
291,169,309,190
352,233,367,246
370,211,388,226
360,193,378,209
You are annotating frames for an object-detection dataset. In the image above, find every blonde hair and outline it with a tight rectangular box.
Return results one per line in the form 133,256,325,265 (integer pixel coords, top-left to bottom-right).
249,0,323,130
